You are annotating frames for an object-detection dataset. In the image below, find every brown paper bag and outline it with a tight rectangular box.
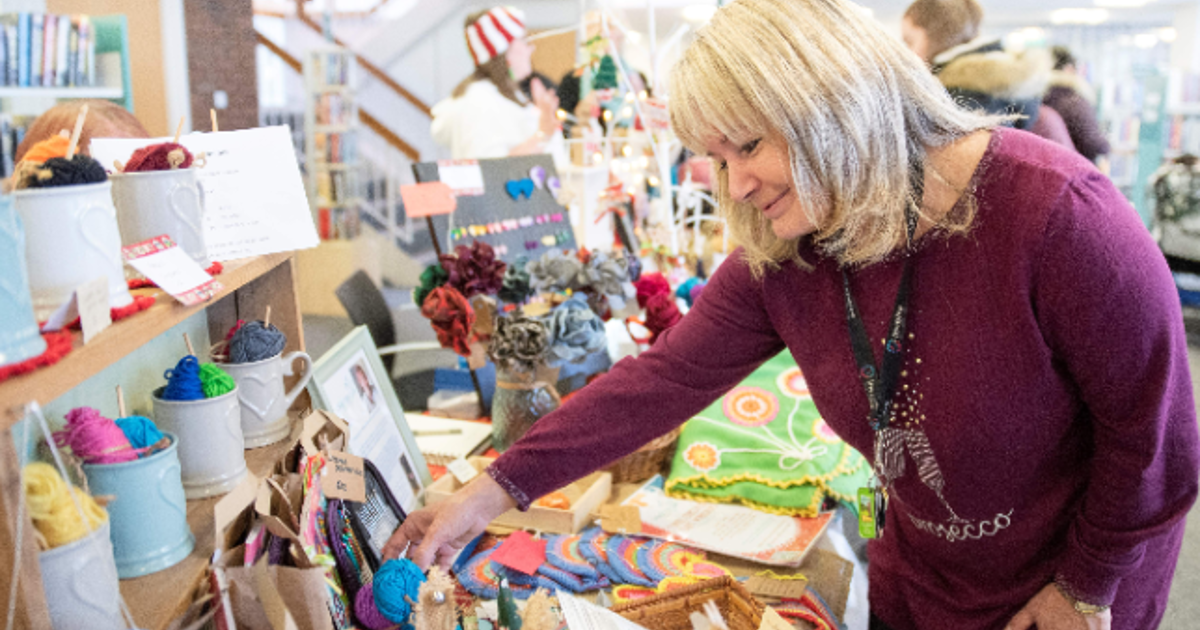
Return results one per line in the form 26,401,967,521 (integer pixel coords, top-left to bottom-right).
269,564,337,630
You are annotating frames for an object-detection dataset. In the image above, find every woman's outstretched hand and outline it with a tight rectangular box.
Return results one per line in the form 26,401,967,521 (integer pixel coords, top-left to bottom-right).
381,473,518,570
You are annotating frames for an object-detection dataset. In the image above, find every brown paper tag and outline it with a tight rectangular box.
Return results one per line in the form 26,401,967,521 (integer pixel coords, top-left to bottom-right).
467,339,488,370
745,574,809,600
757,608,796,630
321,451,366,502
598,505,642,535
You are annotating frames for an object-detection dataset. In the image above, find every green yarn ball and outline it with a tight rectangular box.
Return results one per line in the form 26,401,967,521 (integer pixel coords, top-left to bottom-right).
412,264,449,308
199,363,236,398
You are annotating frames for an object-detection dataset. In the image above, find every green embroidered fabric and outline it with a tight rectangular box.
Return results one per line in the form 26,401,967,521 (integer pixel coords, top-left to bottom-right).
665,351,870,517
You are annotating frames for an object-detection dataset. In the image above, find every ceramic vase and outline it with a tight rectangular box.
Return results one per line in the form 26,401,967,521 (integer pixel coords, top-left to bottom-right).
111,168,209,266
0,194,47,367
217,351,313,448
39,521,125,630
13,181,133,321
152,387,247,499
491,365,560,452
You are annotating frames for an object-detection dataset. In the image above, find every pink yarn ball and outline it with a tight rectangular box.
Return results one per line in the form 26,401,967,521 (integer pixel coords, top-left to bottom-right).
54,407,139,464
354,586,394,630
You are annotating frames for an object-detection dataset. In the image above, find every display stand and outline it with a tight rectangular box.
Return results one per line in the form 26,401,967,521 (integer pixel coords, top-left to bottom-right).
304,45,360,240
0,253,308,630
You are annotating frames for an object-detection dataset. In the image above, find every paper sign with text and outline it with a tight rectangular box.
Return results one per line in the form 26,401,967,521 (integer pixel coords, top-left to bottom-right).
122,236,222,306
42,276,113,343
401,182,457,218
321,451,366,502
436,160,485,196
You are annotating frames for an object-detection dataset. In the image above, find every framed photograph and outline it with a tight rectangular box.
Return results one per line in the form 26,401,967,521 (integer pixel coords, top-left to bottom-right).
308,325,432,512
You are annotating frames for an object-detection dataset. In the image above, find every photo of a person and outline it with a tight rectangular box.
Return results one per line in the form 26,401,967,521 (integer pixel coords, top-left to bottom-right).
399,454,421,497
350,361,378,413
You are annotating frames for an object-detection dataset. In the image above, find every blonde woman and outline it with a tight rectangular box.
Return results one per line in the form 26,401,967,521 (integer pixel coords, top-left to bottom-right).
387,1,1198,629
430,6,564,163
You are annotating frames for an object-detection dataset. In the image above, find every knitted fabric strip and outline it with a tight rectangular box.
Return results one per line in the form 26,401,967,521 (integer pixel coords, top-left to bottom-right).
544,534,600,579
578,527,625,585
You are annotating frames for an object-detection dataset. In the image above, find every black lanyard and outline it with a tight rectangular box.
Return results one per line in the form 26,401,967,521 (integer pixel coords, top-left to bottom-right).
841,164,924,432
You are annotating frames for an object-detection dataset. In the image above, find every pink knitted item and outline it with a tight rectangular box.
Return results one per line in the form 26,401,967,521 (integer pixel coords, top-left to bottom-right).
54,407,140,464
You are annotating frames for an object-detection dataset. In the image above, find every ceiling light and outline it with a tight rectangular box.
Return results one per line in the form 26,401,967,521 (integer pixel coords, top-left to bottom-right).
1159,27,1177,42
682,5,718,23
1134,33,1159,48
1050,8,1110,25
1093,0,1148,7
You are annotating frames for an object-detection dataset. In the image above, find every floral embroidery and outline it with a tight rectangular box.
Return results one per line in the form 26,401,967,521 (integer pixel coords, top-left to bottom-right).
813,418,840,443
776,367,811,398
683,442,721,472
723,387,779,427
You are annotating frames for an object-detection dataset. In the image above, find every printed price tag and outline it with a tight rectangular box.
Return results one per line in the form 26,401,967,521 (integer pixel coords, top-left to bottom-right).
122,236,221,306
447,458,479,485
321,451,366,502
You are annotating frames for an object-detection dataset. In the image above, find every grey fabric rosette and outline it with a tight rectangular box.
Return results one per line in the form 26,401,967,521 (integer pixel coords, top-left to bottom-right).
581,251,631,296
540,294,607,368
488,313,550,375
526,249,584,293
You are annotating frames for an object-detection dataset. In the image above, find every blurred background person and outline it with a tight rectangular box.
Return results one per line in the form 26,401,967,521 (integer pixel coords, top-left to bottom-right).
1045,45,1112,164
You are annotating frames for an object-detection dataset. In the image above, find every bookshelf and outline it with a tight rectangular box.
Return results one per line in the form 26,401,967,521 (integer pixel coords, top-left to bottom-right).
303,45,361,241
0,13,130,109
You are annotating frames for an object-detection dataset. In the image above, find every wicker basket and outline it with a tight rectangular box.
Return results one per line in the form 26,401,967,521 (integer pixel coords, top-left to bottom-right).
605,427,681,484
611,576,766,630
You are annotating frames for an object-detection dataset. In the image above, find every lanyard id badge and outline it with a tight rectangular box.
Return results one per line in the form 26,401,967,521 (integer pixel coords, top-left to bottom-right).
856,479,887,539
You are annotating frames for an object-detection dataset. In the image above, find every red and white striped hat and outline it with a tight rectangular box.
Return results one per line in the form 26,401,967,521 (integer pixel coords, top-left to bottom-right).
465,6,527,66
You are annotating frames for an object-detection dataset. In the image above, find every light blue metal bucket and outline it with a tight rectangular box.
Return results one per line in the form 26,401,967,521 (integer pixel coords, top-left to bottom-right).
0,193,47,368
82,433,195,578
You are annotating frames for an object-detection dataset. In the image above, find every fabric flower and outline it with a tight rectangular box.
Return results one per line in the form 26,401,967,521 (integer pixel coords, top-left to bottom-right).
581,251,630,296
412,264,449,309
644,292,682,345
540,294,608,368
683,442,721,472
723,387,779,427
526,249,584,293
634,272,671,309
440,240,506,298
498,256,534,304
421,286,476,357
489,313,550,374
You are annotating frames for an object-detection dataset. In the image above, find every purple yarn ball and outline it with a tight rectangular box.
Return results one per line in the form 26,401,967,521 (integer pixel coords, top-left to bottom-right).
355,587,394,630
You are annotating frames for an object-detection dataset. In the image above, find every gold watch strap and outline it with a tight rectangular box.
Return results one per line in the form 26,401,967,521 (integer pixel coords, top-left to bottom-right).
1053,580,1110,615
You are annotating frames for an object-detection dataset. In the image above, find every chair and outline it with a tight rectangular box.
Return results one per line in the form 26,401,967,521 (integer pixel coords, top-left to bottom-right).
335,270,458,411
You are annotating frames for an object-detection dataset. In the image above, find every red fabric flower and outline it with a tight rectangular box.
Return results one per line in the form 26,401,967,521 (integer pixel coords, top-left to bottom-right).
421,286,476,357
440,240,507,298
634,272,671,309
644,292,682,345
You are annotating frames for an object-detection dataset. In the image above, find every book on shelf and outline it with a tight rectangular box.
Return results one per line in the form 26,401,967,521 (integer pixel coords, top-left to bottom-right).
30,13,42,87
403,413,493,466
0,12,95,88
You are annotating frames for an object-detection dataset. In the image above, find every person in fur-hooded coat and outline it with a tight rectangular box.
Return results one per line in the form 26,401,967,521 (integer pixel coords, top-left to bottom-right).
931,39,1054,132
1044,46,1112,162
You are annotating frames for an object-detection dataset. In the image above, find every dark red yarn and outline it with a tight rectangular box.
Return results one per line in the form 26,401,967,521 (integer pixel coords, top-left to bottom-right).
124,142,195,172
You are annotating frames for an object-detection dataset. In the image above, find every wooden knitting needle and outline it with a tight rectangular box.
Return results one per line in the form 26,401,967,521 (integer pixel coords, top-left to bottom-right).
263,305,271,329
172,116,184,145
183,333,196,357
65,104,89,160
210,108,219,133
116,385,126,418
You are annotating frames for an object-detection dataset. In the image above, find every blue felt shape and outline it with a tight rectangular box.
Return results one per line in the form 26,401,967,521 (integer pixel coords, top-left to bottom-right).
505,178,535,200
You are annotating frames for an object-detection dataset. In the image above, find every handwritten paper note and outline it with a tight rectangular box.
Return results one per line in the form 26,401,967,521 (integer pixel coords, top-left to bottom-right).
90,127,319,262
76,277,113,343
122,236,221,306
436,160,485,196
322,451,366,502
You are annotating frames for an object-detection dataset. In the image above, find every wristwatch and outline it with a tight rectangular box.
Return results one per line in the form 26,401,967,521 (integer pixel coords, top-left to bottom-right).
1053,580,1110,615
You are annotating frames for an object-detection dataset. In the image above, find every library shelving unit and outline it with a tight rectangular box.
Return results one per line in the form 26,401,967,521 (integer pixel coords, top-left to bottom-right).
303,45,361,240
0,254,308,630
0,14,131,110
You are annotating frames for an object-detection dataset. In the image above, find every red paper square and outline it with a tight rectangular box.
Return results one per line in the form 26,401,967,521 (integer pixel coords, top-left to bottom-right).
489,530,547,576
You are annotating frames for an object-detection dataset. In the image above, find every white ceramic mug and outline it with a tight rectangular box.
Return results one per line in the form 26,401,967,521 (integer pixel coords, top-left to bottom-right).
152,387,247,499
218,351,314,448
13,181,133,321
39,521,125,630
111,168,209,266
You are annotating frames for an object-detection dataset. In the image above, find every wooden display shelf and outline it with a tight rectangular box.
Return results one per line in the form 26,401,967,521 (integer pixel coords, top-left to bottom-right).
119,431,298,630
0,253,293,424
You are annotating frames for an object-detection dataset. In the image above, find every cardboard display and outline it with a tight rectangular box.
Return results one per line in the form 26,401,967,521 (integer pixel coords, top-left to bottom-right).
412,155,577,263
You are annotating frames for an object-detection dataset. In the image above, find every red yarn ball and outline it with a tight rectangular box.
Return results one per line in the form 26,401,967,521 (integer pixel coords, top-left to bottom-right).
644,292,682,345
124,142,194,172
634,272,671,309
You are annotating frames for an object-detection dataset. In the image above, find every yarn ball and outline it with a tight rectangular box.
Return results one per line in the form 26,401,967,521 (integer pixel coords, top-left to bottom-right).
498,256,533,304
124,142,195,172
634,273,671,309
53,407,138,464
539,294,607,368
644,292,683,346
24,462,107,549
199,363,236,398
421,286,476,357
372,558,426,625
526,249,584,293
626,255,643,282
20,135,70,163
228,320,286,364
440,240,506,298
354,586,397,630
161,355,204,401
580,251,630,296
115,415,166,451
488,313,550,375
412,264,449,310
675,278,706,308
25,155,108,188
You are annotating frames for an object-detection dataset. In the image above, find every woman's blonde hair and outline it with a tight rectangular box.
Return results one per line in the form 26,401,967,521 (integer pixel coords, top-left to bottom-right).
671,0,997,275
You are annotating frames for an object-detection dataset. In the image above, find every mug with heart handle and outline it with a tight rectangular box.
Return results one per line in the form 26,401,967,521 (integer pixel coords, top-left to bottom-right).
111,167,209,267
152,386,247,499
0,194,47,368
39,521,126,630
216,350,314,448
14,181,134,321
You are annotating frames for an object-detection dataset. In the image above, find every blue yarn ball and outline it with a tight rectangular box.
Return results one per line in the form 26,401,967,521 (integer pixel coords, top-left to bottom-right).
675,277,706,308
161,356,205,401
229,321,287,364
115,416,165,451
372,559,426,625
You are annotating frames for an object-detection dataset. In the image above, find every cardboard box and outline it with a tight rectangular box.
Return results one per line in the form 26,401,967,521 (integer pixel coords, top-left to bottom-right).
425,457,612,534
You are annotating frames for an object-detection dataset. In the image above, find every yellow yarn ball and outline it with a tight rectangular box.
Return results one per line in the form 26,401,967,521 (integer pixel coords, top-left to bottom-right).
23,462,107,549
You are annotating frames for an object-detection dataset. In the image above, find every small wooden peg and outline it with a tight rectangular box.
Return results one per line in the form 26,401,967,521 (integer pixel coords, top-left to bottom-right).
66,104,89,160
172,116,185,145
183,333,196,357
263,305,271,329
116,385,126,418
113,159,125,173
210,108,218,133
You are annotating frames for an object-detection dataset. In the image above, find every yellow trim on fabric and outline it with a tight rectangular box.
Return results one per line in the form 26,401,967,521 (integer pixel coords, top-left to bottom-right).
664,485,825,518
756,569,808,581
666,445,864,493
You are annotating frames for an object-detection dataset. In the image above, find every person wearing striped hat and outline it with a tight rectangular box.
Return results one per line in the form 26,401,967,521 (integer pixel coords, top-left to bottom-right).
431,6,565,165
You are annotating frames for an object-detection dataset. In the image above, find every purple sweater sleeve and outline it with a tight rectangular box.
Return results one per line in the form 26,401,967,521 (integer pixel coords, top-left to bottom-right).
487,252,786,508
1034,172,1200,605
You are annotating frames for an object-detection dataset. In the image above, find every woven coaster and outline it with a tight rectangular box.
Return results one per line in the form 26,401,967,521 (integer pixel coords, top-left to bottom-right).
578,527,625,585
544,534,600,579
604,536,656,587
457,542,536,600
